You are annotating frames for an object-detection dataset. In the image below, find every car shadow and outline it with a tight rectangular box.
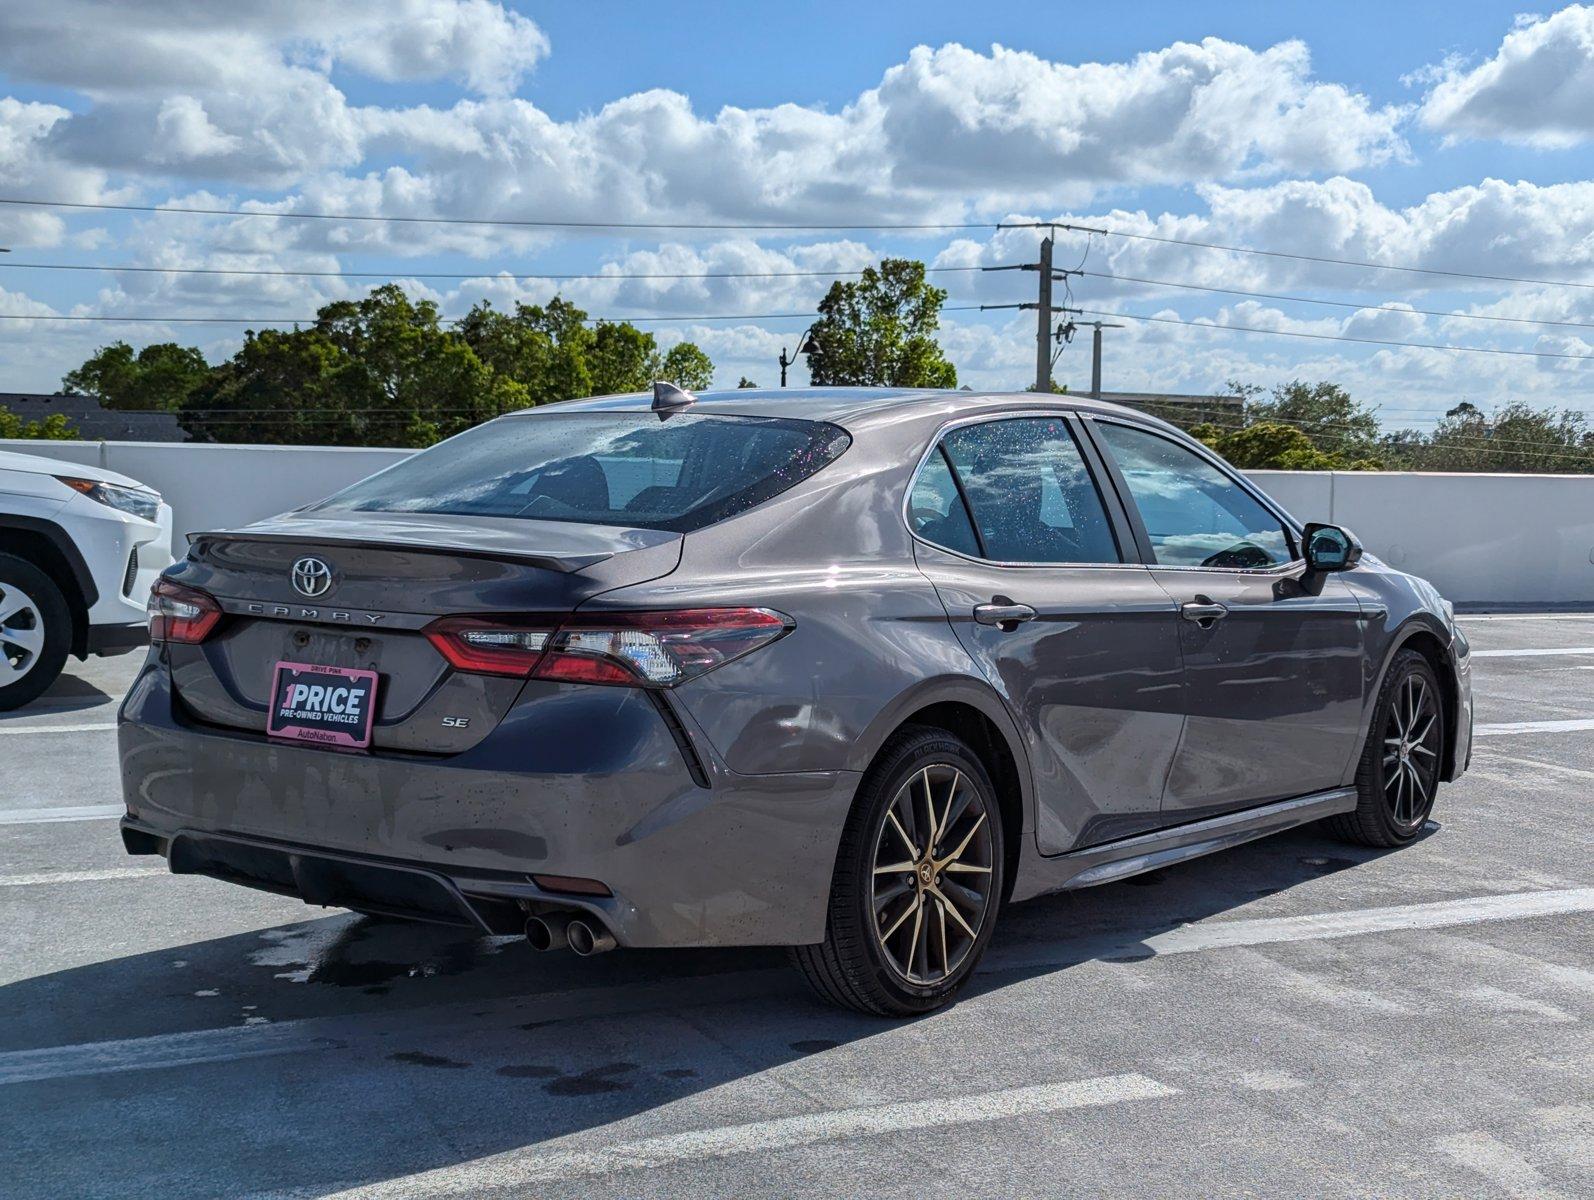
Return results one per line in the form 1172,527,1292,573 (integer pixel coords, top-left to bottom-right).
0,821,1426,1197
1,670,117,718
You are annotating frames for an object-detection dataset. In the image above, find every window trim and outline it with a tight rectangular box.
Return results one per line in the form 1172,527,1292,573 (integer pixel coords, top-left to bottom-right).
1079,413,1305,575
901,410,1139,570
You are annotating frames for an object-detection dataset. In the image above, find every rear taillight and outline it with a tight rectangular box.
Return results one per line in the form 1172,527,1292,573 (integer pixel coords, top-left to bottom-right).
423,609,791,688
148,578,222,644
424,616,555,678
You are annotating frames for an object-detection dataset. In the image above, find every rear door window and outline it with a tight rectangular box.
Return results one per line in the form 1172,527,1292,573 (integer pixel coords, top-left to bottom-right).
313,412,851,534
934,417,1121,564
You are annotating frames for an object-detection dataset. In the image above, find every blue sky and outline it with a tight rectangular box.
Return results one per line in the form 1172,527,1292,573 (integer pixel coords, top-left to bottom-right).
2,1,1593,431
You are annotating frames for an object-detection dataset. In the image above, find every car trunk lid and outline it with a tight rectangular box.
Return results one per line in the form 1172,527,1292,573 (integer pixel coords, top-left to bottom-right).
165,511,682,753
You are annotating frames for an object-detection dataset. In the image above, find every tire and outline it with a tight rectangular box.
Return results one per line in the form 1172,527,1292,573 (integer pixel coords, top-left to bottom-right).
791,726,1006,1016
0,553,72,712
1326,648,1445,848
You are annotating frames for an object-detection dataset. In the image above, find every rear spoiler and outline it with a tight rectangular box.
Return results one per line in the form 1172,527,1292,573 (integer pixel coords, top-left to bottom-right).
190,512,680,575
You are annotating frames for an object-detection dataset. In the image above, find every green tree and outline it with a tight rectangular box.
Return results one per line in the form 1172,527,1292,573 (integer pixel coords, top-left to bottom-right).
62,286,717,448
1392,401,1594,474
1191,421,1381,471
0,408,77,439
1243,379,1381,460
588,322,661,395
660,342,715,391
808,259,957,387
456,298,594,405
460,298,716,399
736,376,758,388
182,286,524,447
62,341,210,411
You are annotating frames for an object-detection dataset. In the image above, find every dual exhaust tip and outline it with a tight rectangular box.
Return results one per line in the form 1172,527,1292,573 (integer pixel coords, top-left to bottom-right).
525,913,616,956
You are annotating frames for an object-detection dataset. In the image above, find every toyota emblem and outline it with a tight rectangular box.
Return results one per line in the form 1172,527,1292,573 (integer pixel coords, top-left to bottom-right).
291,556,334,598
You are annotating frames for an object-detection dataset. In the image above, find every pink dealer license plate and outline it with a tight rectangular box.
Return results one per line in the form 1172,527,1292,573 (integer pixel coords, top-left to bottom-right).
267,661,380,749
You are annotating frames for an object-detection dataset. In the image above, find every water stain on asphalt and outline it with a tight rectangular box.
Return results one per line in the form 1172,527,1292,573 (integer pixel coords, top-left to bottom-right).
389,1051,470,1070
497,1064,561,1079
1300,856,1359,875
660,1068,697,1079
252,918,493,989
543,1062,638,1095
789,1039,838,1053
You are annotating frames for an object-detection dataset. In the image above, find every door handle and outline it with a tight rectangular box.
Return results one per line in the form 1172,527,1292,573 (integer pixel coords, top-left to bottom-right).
974,602,1037,628
1180,600,1229,626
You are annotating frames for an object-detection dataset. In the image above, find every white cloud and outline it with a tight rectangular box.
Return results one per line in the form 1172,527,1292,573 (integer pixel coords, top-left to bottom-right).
0,1,547,185
0,18,1403,224
1418,5,1594,147
938,177,1594,304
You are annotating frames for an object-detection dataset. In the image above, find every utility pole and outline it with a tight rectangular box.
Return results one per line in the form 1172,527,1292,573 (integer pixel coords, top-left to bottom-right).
1034,236,1053,394
1087,321,1124,398
981,223,1102,392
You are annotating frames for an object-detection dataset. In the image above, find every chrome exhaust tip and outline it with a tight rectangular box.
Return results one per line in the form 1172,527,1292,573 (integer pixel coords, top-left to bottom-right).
566,918,617,956
524,915,570,952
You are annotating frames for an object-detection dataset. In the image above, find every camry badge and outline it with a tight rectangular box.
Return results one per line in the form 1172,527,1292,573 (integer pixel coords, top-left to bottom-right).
291,556,334,599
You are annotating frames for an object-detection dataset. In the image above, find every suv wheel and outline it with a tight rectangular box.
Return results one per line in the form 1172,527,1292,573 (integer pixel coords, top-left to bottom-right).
0,553,72,711
791,726,1005,1016
1327,648,1445,847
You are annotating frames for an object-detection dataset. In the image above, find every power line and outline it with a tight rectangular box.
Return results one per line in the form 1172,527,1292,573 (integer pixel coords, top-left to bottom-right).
1075,309,1594,363
1082,271,1594,332
0,259,986,282
0,196,987,232
0,305,984,326
6,254,1592,335
7,193,1593,291
1003,222,1594,291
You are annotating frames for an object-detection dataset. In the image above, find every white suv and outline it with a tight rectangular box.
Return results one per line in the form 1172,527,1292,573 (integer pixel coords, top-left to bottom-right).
0,448,174,709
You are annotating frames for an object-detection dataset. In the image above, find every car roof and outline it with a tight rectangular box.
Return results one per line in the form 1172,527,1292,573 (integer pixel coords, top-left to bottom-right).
505,386,1186,435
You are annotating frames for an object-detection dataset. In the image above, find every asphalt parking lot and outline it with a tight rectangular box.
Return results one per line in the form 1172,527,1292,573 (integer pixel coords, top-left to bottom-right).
2,617,1591,1199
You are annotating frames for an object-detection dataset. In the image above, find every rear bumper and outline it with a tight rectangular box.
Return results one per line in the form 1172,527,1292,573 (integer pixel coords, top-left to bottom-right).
118,665,858,947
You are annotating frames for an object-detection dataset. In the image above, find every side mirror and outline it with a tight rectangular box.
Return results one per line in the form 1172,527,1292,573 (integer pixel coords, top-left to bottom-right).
1302,523,1362,573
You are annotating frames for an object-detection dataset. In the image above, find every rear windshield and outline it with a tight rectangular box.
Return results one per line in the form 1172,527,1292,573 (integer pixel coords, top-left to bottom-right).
310,412,852,533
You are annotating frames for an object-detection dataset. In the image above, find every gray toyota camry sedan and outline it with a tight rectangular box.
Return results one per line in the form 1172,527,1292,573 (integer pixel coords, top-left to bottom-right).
119,385,1472,1015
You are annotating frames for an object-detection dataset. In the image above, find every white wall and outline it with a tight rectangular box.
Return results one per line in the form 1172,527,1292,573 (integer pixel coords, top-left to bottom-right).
1251,470,1594,608
4,440,1591,607
1,439,409,542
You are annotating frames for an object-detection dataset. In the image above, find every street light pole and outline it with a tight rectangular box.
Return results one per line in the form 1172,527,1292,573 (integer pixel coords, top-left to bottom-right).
779,326,818,387
1088,321,1123,398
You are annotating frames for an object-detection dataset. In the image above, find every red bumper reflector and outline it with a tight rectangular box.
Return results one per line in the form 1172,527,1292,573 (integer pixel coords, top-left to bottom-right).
530,874,613,897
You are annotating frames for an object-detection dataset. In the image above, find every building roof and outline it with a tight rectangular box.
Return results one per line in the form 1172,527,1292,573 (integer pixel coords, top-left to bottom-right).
0,393,189,442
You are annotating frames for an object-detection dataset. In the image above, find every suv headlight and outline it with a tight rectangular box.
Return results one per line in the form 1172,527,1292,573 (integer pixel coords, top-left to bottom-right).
56,476,161,521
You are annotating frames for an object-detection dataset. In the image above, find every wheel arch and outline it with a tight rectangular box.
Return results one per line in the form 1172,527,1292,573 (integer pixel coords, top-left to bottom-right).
849,676,1033,902
0,516,96,658
1380,616,1462,783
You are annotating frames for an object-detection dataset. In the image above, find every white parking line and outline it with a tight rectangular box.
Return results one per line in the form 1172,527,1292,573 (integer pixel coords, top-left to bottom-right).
1473,718,1594,737
0,722,115,736
987,887,1594,971
1471,646,1594,658
0,804,124,826
330,1074,1179,1196
0,868,165,888
1461,613,1594,621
